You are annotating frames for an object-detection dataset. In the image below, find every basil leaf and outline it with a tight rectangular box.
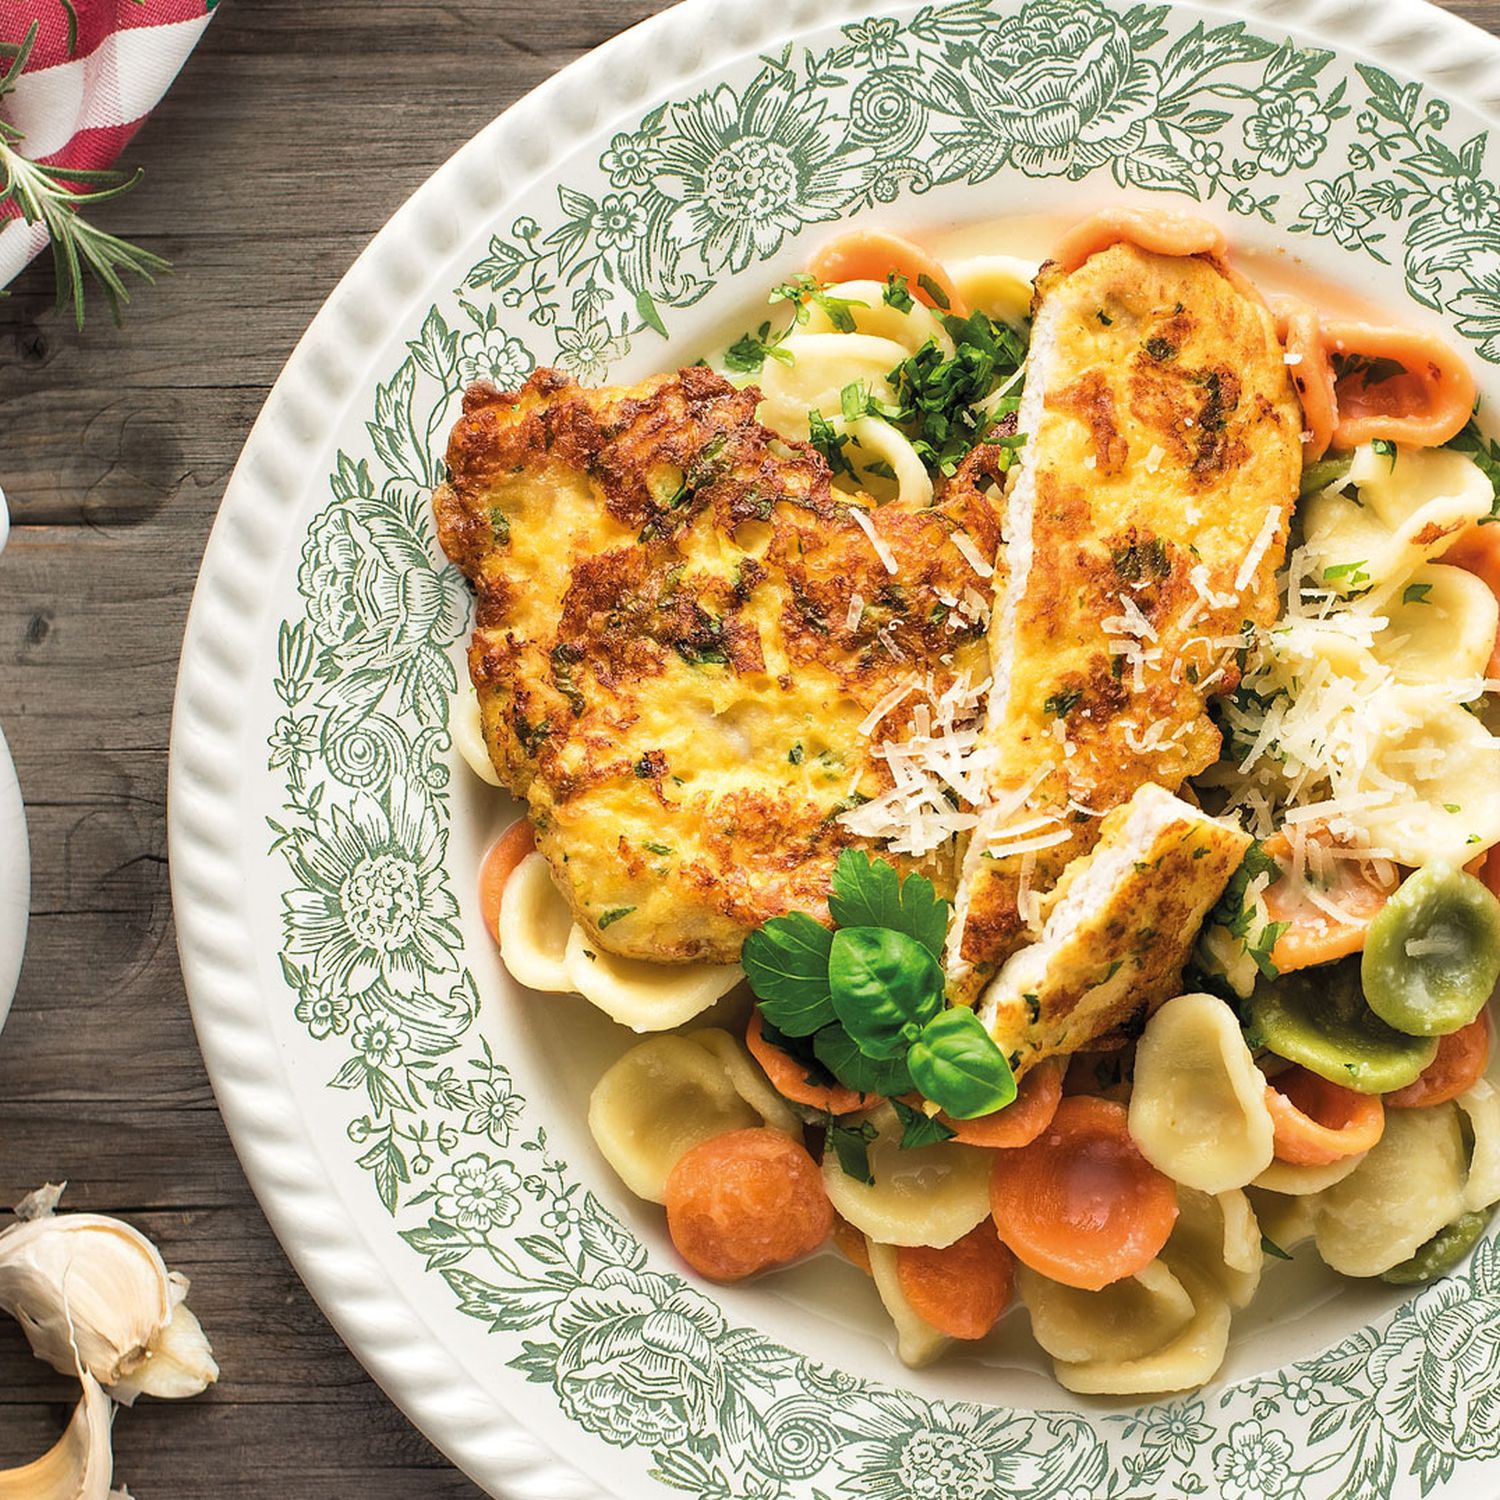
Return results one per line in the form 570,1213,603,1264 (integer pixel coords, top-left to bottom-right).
891,1097,957,1150
828,850,949,958
828,1120,879,1184
907,1008,1016,1119
741,913,835,1035
813,1024,914,1096
829,927,944,1059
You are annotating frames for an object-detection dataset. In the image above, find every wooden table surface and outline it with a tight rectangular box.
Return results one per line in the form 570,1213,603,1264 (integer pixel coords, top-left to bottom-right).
0,0,1496,1493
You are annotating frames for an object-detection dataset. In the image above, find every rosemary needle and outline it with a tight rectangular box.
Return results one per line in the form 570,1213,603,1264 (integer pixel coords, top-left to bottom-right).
0,20,169,328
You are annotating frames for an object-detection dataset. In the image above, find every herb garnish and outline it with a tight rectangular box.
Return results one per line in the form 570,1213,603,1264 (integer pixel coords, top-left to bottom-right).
741,852,1017,1177
0,22,168,327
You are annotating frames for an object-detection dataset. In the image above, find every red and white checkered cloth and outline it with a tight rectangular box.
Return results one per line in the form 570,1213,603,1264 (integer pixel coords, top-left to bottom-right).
0,0,215,290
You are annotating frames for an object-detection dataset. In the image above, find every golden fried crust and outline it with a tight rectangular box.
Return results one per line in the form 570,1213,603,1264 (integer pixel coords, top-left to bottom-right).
435,367,999,962
953,244,1301,985
979,789,1251,1075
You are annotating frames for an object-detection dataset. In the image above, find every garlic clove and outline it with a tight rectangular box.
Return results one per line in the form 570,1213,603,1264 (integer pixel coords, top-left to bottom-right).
0,1212,174,1388
108,1301,219,1405
0,1190,215,1400
0,1367,114,1500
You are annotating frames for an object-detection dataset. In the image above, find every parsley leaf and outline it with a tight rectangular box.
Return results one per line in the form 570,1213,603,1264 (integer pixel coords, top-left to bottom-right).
1446,416,1500,522
916,272,951,310
1373,437,1398,470
807,409,855,478
883,272,914,312
1403,582,1433,605
740,912,835,1035
813,1025,915,1096
723,318,794,373
1209,841,1280,942
1246,918,1289,980
1043,688,1082,719
770,273,868,334
1260,1233,1294,1261
828,1119,879,1184
598,907,635,929
892,1097,957,1150
827,850,949,959
885,309,1027,478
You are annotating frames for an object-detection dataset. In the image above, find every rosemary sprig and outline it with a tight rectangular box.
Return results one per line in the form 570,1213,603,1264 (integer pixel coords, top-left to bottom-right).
0,20,168,327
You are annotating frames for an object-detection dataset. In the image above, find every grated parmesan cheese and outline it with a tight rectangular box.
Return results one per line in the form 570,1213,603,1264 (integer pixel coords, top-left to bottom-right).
1234,506,1282,593
846,592,865,630
849,505,897,575
951,531,995,579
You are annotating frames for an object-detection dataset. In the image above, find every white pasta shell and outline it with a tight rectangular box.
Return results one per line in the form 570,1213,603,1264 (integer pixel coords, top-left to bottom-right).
563,925,741,1032
586,1029,791,1203
1167,1187,1263,1310
1129,993,1275,1193
1458,1077,1500,1214
496,851,574,992
1051,1262,1232,1397
822,1106,992,1248
867,1240,953,1370
1311,1102,1467,1277
1018,1259,1194,1366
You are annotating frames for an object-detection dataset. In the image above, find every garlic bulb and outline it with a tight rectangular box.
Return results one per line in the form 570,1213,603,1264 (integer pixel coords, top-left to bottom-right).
0,1185,217,1401
0,1367,114,1500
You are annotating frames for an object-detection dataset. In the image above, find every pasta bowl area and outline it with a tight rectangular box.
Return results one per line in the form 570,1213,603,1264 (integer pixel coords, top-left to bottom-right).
171,0,1500,1495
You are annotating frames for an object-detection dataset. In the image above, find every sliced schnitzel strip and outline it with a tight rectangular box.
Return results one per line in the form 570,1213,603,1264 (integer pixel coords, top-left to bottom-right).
978,785,1251,1076
434,367,999,964
951,240,1302,997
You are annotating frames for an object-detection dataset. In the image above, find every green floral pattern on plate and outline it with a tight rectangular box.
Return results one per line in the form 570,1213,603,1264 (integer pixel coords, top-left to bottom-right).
264,3,1500,1494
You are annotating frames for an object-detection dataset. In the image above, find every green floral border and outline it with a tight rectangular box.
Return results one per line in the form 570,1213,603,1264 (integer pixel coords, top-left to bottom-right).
265,4,1500,1496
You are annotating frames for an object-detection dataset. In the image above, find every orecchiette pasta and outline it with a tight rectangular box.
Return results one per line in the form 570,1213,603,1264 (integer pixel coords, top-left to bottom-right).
587,1029,797,1202
498,852,742,1029
1018,1259,1194,1366
1244,1186,1318,1251
450,678,504,787
1353,688,1500,867
948,255,1038,327
867,1240,953,1369
496,851,574,991
1459,1079,1500,1213
1303,443,1491,603
1129,994,1275,1192
1167,1187,1263,1310
822,1105,993,1247
1252,1153,1367,1196
800,279,955,351
1374,563,1500,684
1046,1263,1232,1397
1310,1102,1467,1277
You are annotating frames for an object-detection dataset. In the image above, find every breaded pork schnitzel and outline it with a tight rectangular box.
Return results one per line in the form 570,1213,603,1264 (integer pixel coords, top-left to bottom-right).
434,366,999,963
951,241,1303,1023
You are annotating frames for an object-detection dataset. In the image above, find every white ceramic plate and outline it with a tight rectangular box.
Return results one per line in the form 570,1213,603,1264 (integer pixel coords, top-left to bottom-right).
170,2,1500,1494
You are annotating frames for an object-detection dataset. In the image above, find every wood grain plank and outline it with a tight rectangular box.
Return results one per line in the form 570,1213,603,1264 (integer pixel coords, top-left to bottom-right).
1,0,1497,1493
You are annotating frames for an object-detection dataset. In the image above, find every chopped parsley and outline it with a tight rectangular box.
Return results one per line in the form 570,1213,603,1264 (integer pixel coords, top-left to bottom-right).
1403,582,1433,605
770,273,868,334
884,308,1027,478
723,319,794,373
807,409,855,478
1373,437,1398,470
597,906,635,929
916,272,951,310
1043,688,1082,719
882,272,914,312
